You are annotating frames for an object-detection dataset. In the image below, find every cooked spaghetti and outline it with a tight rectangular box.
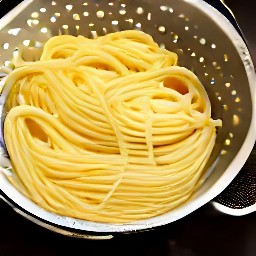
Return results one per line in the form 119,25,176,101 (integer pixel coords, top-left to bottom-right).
3,30,222,223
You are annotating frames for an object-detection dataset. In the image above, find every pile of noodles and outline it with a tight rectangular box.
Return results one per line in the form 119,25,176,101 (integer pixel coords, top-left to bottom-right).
3,30,221,223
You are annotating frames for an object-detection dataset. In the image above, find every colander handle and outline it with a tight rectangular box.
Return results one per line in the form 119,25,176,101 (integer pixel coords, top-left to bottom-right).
205,0,247,43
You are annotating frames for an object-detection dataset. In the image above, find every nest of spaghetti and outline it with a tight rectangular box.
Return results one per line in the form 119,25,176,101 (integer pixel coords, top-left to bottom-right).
3,30,221,223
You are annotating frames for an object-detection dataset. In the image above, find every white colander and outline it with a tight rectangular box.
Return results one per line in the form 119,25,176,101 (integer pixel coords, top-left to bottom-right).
0,0,255,239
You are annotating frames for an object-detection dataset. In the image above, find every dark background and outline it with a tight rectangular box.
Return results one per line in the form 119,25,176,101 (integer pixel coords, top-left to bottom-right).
0,0,255,255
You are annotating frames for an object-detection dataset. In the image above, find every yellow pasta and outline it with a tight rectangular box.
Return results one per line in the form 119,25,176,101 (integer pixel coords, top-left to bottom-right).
3,30,222,223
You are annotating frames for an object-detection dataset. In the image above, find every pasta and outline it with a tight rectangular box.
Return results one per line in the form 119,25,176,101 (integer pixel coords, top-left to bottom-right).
3,30,222,223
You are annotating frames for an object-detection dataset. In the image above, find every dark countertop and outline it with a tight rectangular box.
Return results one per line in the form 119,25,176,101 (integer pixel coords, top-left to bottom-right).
0,1,255,255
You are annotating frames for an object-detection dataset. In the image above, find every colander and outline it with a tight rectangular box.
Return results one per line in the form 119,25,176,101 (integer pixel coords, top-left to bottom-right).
0,0,255,239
